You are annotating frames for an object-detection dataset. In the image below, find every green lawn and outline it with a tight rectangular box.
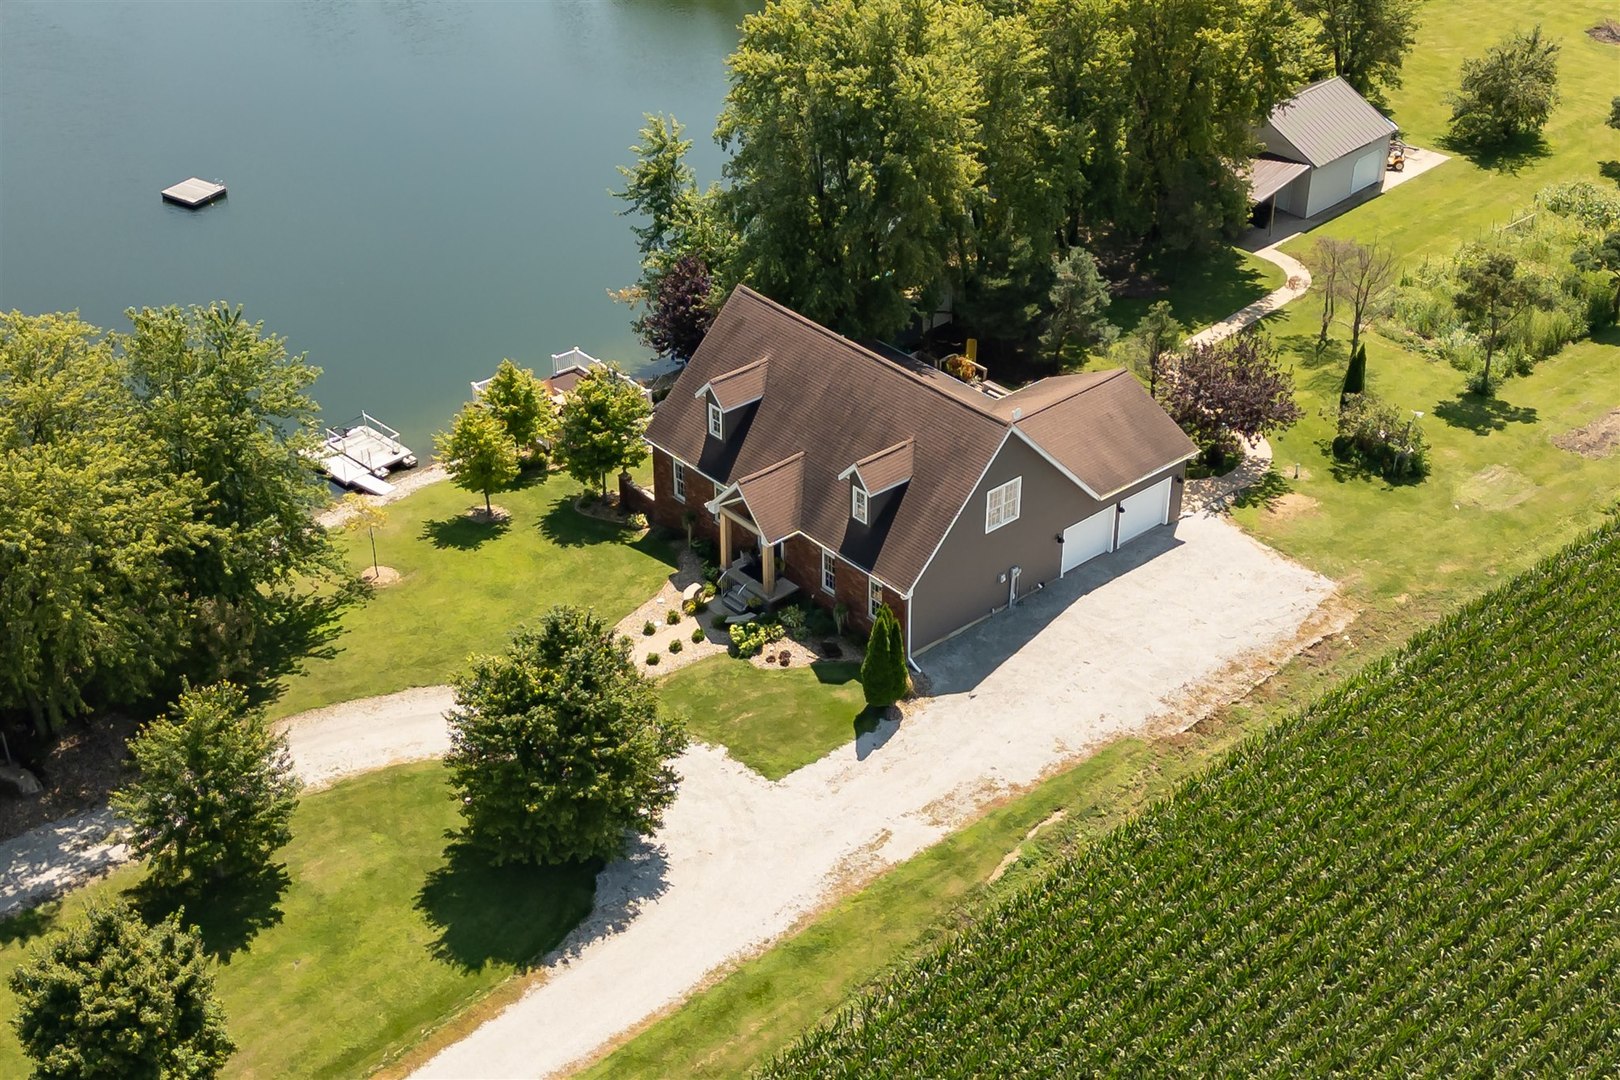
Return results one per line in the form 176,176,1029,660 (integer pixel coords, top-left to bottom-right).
1110,246,1285,336
661,656,867,780
0,762,595,1079
273,471,675,718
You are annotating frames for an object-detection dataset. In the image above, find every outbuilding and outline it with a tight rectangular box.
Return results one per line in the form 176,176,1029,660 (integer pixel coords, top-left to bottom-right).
1253,76,1397,220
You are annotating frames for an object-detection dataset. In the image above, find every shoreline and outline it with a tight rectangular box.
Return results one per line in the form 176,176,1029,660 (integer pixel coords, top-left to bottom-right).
314,463,449,529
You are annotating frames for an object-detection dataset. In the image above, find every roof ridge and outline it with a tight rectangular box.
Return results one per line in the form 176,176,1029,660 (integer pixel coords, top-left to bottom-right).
710,355,769,383
730,286,1009,426
1006,369,1128,421
734,449,805,486
855,437,915,466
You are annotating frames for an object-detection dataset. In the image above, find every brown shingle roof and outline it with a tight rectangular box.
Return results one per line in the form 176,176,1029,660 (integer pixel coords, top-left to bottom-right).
731,453,804,543
699,356,768,410
848,439,914,494
1006,371,1198,498
645,286,1194,589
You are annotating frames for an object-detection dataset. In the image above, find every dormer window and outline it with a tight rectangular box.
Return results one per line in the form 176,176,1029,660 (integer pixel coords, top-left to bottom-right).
707,400,723,438
851,485,869,525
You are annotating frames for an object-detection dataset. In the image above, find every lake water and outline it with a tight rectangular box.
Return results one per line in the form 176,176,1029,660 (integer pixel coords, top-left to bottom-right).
0,0,754,446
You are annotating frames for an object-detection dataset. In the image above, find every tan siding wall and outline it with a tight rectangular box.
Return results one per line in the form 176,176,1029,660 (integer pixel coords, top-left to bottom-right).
910,441,1187,653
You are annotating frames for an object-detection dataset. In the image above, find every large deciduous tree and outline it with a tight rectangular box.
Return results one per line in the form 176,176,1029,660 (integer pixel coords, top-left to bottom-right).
1453,247,1539,395
1158,331,1304,462
444,607,688,866
9,903,235,1080
555,366,651,500
435,403,520,517
112,681,300,890
1448,26,1561,148
719,0,985,338
1296,0,1419,100
637,254,717,361
477,359,555,466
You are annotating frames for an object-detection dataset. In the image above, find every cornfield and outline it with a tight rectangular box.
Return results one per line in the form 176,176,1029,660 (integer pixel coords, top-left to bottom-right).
762,521,1620,1078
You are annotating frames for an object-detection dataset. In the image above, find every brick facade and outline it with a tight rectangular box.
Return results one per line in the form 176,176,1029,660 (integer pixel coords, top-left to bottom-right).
650,447,912,649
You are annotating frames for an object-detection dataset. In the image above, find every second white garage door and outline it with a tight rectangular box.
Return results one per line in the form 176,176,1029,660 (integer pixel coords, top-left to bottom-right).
1117,478,1172,547
1061,508,1114,574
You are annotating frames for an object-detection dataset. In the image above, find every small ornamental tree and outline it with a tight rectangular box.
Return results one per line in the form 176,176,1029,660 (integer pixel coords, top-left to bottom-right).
1120,300,1186,397
111,682,300,889
435,402,519,516
637,254,717,361
1453,247,1539,395
1448,25,1561,148
9,903,235,1080
340,493,388,579
1158,331,1305,464
556,365,652,500
860,604,910,710
445,606,688,866
478,359,556,466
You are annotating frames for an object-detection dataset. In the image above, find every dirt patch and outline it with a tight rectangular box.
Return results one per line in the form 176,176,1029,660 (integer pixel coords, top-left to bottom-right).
361,565,402,587
1455,464,1538,511
1552,407,1620,460
987,809,1069,884
1588,19,1620,45
574,493,644,527
1261,492,1320,522
0,714,139,842
467,504,510,524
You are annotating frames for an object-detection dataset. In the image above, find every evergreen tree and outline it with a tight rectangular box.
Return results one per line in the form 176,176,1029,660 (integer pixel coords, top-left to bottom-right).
1040,248,1119,365
445,607,688,865
435,403,520,516
112,682,300,889
9,903,235,1079
860,605,910,710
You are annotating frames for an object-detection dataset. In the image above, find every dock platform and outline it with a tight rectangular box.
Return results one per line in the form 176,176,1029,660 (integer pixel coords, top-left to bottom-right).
314,412,417,494
161,177,227,208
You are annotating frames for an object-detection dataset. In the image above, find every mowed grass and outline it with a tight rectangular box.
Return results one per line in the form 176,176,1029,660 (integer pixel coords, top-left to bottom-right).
661,656,867,780
1110,246,1285,335
272,471,675,719
0,763,596,1080
762,522,1620,1076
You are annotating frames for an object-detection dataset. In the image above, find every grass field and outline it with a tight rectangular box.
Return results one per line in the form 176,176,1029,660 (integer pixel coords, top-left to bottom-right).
660,656,867,780
271,471,675,719
0,763,595,1079
761,521,1620,1076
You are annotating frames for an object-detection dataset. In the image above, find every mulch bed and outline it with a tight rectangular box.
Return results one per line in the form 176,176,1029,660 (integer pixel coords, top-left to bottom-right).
0,714,139,842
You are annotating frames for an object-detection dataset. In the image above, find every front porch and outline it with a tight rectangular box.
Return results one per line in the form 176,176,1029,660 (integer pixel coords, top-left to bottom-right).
716,507,800,615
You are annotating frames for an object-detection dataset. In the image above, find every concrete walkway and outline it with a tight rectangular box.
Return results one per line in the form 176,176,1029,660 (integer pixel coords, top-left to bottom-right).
1187,244,1312,349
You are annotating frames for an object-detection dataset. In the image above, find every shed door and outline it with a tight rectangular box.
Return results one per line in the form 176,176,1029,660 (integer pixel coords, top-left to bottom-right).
1061,508,1114,575
1117,478,1172,547
1350,145,1383,194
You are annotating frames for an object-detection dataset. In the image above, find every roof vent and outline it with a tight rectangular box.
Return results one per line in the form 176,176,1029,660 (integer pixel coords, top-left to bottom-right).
1011,407,1022,421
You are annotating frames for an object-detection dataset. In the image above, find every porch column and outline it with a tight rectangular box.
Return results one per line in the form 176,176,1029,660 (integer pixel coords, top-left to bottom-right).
719,513,732,568
761,537,776,594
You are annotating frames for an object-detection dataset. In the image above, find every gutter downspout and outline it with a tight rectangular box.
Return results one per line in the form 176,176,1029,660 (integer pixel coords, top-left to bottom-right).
1008,566,1021,609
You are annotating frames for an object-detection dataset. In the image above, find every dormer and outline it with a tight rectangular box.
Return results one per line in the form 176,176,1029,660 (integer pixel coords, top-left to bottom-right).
837,439,914,525
693,357,768,442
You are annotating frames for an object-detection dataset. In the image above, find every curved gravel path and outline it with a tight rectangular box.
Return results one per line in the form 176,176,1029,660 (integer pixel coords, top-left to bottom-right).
0,686,455,917
1187,243,1312,348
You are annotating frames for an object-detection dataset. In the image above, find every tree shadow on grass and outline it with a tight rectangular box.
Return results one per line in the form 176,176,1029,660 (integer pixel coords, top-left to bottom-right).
1436,131,1552,175
1110,247,1275,336
1230,468,1292,511
0,903,60,947
415,840,599,974
242,585,362,710
421,512,511,551
1433,393,1540,434
128,863,291,961
1280,332,1348,374
1600,162,1620,184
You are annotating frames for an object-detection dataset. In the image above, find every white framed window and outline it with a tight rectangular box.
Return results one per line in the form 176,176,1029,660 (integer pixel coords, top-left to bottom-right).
851,485,869,525
706,400,723,438
985,477,1022,533
672,460,687,502
821,548,837,593
868,576,884,620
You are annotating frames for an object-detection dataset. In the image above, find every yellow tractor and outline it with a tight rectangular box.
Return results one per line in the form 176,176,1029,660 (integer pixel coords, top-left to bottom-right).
1387,137,1408,173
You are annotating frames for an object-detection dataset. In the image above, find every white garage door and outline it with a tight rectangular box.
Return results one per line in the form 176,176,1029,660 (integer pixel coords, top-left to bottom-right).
1117,478,1172,547
1061,508,1114,574
1350,145,1383,194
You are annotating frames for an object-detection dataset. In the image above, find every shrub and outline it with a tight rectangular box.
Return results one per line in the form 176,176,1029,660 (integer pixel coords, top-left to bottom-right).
665,608,681,625
699,581,717,602
691,626,706,644
646,652,660,666
682,597,709,616
729,620,785,659
642,620,656,636
668,639,683,654
805,605,838,640
1332,393,1431,480
691,538,717,564
1536,181,1620,232
777,604,809,639
626,512,648,530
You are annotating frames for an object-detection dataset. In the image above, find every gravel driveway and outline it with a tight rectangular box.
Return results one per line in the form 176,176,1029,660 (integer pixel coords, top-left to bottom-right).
414,513,1338,1078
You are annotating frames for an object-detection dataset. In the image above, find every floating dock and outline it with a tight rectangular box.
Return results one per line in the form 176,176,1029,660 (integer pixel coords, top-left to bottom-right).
161,177,227,208
314,413,416,495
